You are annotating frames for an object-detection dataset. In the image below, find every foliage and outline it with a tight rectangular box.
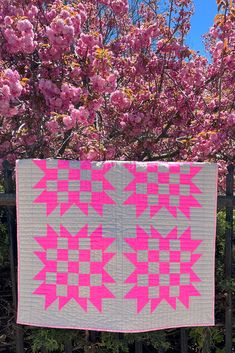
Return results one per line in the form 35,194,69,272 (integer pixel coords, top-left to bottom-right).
99,331,170,352
214,210,235,320
26,328,88,353
189,327,224,353
0,209,9,267
28,329,63,353
188,210,235,353
25,328,172,353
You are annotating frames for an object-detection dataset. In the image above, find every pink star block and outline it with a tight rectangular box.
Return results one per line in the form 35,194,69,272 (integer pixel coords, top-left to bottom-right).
123,163,202,218
33,160,116,216
124,226,202,313
33,224,116,312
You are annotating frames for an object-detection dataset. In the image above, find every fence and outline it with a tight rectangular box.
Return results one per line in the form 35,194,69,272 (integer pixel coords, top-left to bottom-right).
0,161,234,353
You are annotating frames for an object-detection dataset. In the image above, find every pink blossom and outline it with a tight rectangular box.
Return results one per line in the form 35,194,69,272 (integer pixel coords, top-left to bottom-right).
91,75,106,93
106,74,117,93
227,113,235,127
4,16,13,26
4,18,36,54
80,33,99,48
71,107,90,126
111,0,128,15
63,115,74,129
0,69,23,116
60,84,82,105
27,5,39,18
46,120,59,133
110,90,131,109
16,19,33,32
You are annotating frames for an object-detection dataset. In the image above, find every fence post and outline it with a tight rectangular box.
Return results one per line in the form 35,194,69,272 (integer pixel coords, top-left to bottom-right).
64,340,73,353
135,341,143,353
3,160,24,353
180,328,188,353
89,330,99,343
225,164,234,353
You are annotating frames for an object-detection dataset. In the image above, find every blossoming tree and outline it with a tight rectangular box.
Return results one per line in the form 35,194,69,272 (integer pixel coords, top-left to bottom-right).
0,0,234,182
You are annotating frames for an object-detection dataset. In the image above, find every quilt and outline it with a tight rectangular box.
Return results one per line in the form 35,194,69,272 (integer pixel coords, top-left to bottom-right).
16,159,218,332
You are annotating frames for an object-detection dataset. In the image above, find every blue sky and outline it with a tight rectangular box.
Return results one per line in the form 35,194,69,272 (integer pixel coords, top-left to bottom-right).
187,0,217,56
128,0,217,57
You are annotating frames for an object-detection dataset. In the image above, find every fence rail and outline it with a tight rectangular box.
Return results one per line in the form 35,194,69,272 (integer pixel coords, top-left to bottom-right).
0,161,234,353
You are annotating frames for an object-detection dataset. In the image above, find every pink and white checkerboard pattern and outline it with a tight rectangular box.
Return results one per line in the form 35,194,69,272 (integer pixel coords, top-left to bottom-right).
16,160,218,332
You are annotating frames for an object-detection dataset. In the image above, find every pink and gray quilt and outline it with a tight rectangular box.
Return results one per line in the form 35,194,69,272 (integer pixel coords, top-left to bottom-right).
16,159,218,332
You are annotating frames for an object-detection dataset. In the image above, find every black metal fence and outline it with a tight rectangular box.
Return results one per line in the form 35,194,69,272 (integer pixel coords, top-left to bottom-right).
0,161,234,353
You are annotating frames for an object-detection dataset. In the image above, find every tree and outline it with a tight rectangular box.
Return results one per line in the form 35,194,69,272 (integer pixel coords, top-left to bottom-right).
0,0,234,186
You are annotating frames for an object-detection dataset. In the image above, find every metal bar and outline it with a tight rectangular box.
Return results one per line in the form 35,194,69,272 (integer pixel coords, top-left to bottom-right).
89,330,98,343
225,164,234,353
158,348,165,353
64,340,73,353
1,193,234,208
180,328,188,353
115,333,123,353
217,195,235,209
0,193,16,206
135,341,143,353
3,161,24,353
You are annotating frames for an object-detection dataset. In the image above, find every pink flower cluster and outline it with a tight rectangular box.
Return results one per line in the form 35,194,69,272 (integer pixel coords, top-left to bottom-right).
60,84,82,107
97,0,128,15
91,74,117,94
111,0,128,16
39,80,83,111
125,24,160,52
47,14,75,49
4,17,36,54
110,90,131,110
63,106,90,129
38,79,61,110
75,33,102,57
46,5,87,56
0,69,23,117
